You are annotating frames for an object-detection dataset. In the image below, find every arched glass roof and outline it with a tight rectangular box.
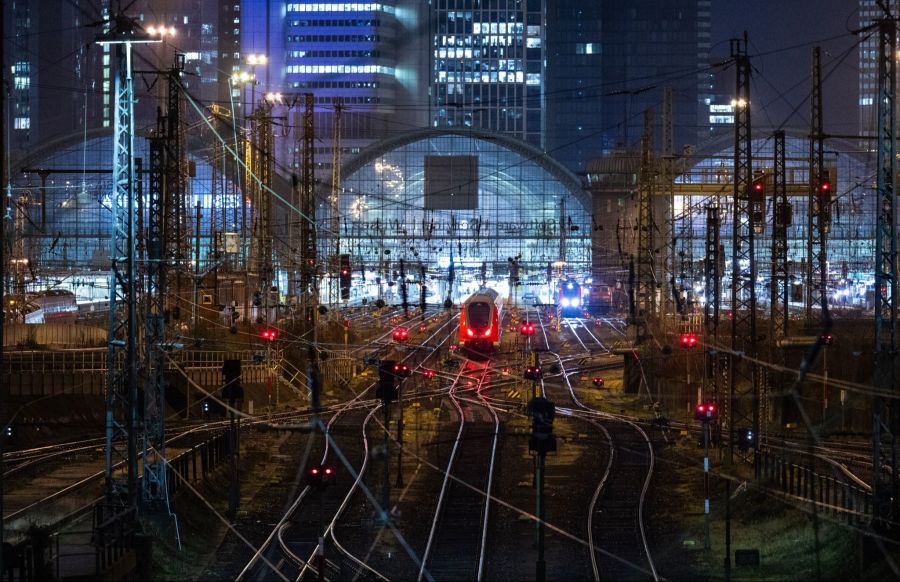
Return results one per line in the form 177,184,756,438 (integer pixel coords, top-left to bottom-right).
332,130,592,273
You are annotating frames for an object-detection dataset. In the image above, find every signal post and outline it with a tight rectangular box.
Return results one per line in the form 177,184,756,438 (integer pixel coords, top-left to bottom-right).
527,395,555,582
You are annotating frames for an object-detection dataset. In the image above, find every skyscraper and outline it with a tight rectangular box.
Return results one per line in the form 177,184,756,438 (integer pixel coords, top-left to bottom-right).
858,0,883,138
545,0,711,173
430,0,545,148
241,1,428,171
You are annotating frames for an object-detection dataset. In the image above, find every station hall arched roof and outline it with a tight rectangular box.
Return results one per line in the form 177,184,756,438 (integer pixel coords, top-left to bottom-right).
339,127,591,213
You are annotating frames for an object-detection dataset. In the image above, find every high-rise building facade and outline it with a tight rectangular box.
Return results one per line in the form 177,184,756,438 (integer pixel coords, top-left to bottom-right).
430,0,545,148
240,1,428,171
5,0,235,154
858,0,882,138
546,0,711,173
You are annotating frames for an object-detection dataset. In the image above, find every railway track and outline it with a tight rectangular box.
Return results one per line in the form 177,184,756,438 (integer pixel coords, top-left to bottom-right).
418,363,499,581
554,353,660,581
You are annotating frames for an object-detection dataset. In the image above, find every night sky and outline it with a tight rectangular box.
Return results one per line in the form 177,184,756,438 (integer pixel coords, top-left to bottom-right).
712,0,862,135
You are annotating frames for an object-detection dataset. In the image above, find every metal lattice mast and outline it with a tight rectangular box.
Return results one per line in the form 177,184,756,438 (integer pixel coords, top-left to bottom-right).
728,35,757,465
637,109,655,326
873,11,898,527
767,129,790,448
661,86,675,324
703,206,721,404
98,19,160,507
806,47,827,324
144,134,169,504
330,100,343,308
300,94,317,331
168,54,186,320
250,103,274,302
770,130,789,342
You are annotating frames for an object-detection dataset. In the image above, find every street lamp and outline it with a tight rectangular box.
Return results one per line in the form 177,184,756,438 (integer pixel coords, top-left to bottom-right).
146,25,177,37
245,53,267,112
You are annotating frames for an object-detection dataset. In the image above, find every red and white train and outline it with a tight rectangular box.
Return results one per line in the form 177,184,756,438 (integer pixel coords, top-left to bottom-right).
459,288,503,353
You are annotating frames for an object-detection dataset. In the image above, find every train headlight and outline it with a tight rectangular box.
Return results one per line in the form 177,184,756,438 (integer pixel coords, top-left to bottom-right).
571,298,580,307
467,328,475,337
561,298,570,307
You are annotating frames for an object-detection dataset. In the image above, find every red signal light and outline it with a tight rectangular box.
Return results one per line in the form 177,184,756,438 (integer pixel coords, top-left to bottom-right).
694,401,718,422
753,181,764,192
324,467,333,475
261,329,278,341
393,327,409,342
310,467,319,475
679,333,698,349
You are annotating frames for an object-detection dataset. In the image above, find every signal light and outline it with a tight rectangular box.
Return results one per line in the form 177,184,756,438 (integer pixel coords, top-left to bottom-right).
392,327,409,342
524,366,543,381
261,329,278,341
679,332,699,349
423,369,435,379
592,377,605,387
306,464,336,487
694,401,718,422
520,322,535,336
393,363,411,378
339,254,351,300
821,333,833,345
738,427,756,451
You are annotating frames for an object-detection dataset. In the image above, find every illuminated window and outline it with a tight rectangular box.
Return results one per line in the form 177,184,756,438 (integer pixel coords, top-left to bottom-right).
575,43,599,55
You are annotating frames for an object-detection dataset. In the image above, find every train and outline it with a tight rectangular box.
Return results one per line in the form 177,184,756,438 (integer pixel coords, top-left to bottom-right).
460,287,503,354
588,284,613,315
557,279,583,317
22,290,78,324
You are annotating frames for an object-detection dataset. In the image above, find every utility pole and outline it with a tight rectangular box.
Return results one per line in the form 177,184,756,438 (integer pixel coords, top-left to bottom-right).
770,130,789,440
527,396,556,582
636,109,656,326
872,9,898,528
299,93,317,366
166,54,187,324
727,34,758,468
376,360,398,521
806,47,828,325
703,206,721,435
250,100,275,326
330,99,343,310
145,131,169,507
660,86,676,329
97,16,160,513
